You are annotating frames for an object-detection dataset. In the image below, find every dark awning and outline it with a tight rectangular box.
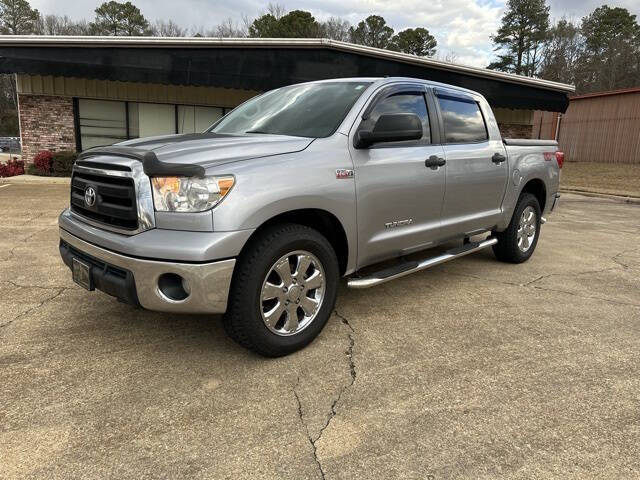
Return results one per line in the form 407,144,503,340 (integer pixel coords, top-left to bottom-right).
0,37,573,112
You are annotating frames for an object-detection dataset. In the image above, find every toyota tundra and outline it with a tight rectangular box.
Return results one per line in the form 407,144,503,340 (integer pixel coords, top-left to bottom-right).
59,77,563,356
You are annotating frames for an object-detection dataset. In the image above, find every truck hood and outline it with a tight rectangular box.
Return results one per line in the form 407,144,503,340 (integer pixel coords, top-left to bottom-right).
118,133,314,170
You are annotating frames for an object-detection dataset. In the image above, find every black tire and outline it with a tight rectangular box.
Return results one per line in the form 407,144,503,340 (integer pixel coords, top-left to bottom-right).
492,193,541,263
223,223,339,357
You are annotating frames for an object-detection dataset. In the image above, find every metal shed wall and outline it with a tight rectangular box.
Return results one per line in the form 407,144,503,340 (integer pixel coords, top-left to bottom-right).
552,89,640,164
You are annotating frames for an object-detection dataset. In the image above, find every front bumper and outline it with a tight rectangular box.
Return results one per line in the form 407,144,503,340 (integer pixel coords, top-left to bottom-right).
59,228,235,314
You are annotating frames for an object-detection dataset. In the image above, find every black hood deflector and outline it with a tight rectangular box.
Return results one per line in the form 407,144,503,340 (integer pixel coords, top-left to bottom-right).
77,145,206,177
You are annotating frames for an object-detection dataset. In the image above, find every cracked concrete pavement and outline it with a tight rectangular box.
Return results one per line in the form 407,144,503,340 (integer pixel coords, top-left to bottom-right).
1,184,639,479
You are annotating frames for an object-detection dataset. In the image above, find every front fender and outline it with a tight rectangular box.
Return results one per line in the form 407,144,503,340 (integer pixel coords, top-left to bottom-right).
210,139,358,273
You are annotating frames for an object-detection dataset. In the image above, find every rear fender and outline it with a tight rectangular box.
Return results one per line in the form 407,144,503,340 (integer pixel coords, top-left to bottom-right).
497,147,560,230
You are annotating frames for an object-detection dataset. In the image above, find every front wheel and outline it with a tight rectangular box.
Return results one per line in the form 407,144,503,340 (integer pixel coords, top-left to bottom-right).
223,223,339,357
492,193,541,263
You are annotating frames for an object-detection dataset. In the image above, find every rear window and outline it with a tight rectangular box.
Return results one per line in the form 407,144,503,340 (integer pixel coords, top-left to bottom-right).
437,96,488,143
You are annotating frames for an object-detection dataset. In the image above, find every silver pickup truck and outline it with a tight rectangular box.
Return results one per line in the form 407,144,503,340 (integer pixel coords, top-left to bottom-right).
59,77,563,356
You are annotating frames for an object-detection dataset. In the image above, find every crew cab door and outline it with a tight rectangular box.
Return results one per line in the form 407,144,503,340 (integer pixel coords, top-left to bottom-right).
350,84,446,268
433,88,508,238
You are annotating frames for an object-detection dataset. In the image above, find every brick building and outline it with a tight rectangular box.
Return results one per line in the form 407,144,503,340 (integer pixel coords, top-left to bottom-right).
0,36,574,162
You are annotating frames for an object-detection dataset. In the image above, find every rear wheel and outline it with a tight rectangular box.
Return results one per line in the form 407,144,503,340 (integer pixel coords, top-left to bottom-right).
223,223,339,357
493,193,541,263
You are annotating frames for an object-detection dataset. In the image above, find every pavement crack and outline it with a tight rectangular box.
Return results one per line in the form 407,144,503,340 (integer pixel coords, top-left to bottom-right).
0,287,67,330
293,376,326,480
525,267,619,287
312,313,357,442
0,226,51,264
440,270,523,287
3,280,70,291
443,266,624,290
611,247,639,269
19,212,45,227
334,308,354,333
523,274,551,286
292,311,358,480
530,284,640,308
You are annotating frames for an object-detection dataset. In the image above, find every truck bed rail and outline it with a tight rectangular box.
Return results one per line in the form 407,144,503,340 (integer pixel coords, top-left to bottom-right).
503,138,558,147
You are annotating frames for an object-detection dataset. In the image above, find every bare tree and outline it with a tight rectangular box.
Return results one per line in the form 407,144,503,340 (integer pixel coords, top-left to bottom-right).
211,17,248,37
321,17,350,41
37,14,92,35
539,19,582,85
151,19,187,37
435,50,459,63
267,3,286,20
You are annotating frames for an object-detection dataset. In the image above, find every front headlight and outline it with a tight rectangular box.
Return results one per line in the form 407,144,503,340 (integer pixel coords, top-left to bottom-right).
151,175,235,212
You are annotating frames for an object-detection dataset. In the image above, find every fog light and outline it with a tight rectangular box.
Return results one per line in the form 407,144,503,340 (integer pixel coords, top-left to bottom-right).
157,273,189,301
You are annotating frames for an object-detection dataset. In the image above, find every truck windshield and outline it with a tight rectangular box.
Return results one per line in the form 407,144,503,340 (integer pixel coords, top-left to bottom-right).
209,81,371,138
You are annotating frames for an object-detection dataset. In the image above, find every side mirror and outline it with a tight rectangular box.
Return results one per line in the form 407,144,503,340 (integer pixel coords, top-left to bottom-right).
355,113,423,149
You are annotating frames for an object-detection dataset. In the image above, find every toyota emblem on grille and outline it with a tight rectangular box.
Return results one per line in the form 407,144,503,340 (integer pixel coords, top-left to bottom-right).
84,186,96,207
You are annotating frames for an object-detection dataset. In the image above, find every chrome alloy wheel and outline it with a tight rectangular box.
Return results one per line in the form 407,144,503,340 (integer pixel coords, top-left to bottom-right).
517,206,537,252
260,250,326,336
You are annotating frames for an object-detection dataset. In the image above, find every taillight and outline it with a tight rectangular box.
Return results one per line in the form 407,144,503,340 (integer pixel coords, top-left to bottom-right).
555,151,564,169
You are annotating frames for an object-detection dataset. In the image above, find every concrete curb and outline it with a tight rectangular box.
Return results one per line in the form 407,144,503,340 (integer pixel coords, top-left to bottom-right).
0,174,70,185
560,188,640,205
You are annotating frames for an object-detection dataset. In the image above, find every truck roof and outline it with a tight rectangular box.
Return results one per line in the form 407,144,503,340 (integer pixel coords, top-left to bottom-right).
297,77,484,98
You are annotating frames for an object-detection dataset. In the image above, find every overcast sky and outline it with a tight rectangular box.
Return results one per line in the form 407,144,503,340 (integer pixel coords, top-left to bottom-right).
29,0,640,68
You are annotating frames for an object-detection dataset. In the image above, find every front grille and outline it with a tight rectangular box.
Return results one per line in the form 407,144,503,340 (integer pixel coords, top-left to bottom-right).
71,169,138,230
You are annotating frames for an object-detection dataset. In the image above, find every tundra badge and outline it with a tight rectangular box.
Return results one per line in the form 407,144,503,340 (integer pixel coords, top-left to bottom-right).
385,219,413,229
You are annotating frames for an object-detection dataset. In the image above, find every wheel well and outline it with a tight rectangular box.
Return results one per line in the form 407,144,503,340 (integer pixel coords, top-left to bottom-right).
521,179,546,213
246,209,349,275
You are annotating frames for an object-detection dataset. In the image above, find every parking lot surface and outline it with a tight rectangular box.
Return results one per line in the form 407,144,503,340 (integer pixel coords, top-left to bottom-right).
1,184,639,479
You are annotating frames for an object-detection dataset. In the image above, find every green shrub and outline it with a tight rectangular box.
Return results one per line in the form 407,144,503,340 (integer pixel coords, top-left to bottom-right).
26,163,42,175
51,151,77,177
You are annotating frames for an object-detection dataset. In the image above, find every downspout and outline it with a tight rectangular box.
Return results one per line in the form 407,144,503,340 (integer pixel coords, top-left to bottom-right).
15,73,24,161
554,113,562,141
537,111,543,139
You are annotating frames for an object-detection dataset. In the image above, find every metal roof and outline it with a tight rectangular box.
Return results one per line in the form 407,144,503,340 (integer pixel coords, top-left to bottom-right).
570,86,640,101
0,36,575,93
0,35,573,112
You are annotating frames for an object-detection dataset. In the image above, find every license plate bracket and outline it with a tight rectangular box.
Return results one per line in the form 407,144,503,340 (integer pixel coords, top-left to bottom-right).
72,258,94,291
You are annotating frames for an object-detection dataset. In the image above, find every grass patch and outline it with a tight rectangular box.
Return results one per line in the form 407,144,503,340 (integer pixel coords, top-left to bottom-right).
561,162,640,198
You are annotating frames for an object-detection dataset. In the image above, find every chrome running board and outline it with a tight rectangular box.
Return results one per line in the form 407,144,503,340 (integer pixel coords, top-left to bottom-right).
347,237,498,289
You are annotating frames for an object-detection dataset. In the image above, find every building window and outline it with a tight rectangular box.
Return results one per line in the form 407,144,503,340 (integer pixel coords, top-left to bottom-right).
133,103,176,138
78,99,127,150
178,106,224,134
77,99,227,150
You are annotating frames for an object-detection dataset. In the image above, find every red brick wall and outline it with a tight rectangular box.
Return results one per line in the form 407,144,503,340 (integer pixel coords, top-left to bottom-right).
18,94,76,163
498,123,534,139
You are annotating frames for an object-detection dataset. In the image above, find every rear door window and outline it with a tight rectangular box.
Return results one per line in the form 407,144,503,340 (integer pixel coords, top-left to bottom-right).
437,95,488,143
